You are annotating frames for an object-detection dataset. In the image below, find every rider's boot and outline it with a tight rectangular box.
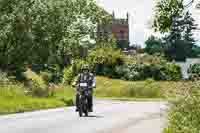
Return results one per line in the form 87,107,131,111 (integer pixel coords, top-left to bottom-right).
76,94,79,112
88,96,93,112
88,107,93,112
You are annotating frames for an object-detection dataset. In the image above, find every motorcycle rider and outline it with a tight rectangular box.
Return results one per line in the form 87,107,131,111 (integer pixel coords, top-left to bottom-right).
73,64,96,112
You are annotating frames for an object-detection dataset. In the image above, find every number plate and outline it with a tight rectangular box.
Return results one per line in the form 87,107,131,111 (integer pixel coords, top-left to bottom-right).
80,83,87,87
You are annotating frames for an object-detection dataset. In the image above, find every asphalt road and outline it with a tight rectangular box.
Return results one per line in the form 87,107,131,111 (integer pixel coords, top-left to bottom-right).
0,100,168,133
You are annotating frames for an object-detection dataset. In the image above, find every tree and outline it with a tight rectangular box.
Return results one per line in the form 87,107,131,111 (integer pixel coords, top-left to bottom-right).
162,11,197,61
116,40,129,49
153,0,184,33
153,0,195,32
163,14,185,61
145,35,163,55
95,35,117,49
183,12,197,57
0,0,110,71
153,0,197,61
192,45,200,57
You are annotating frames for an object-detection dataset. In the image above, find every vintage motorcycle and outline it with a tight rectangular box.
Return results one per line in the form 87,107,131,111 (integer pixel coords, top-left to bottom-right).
76,83,90,117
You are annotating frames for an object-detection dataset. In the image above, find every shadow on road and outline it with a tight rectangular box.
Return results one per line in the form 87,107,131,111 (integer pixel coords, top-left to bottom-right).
84,115,104,118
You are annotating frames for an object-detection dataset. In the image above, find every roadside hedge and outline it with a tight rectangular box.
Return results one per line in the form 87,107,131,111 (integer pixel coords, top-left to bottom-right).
188,64,200,80
164,82,200,133
114,63,181,81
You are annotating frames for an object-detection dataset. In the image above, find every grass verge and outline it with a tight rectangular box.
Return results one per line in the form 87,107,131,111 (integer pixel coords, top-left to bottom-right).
95,77,194,99
163,82,200,133
0,83,74,115
0,76,196,115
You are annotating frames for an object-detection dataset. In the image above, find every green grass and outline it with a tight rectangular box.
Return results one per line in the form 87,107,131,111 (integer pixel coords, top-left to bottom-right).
163,83,200,133
95,76,194,99
53,84,75,105
0,83,74,115
0,97,65,115
0,76,195,115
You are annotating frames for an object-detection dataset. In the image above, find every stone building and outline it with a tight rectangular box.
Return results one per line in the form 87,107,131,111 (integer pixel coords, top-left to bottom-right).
97,12,130,49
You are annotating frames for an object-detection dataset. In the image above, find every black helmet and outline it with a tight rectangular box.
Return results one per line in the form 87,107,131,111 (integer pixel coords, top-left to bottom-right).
81,64,89,71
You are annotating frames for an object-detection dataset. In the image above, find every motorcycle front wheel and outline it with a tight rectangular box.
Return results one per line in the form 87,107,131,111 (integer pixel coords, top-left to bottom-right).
84,109,88,117
79,110,83,117
78,106,83,117
78,100,83,117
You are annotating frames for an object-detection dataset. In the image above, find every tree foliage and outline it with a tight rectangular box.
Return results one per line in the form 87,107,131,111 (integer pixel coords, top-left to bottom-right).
145,35,163,55
183,12,198,57
153,0,184,33
114,63,181,81
0,0,111,70
163,11,197,61
153,0,198,61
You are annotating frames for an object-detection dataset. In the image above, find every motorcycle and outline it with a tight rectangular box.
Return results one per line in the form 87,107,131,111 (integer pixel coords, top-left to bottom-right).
76,83,90,117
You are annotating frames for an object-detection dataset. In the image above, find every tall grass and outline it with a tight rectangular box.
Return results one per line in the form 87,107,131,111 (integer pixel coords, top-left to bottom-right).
0,83,74,115
95,77,194,99
95,77,163,98
0,70,75,115
163,82,200,133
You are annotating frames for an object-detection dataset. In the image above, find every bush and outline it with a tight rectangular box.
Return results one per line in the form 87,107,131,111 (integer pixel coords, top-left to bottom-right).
40,71,53,83
0,71,9,83
62,59,89,84
188,64,200,80
63,66,74,85
163,63,182,81
164,83,200,133
123,53,166,65
114,63,181,81
88,47,125,75
31,64,62,83
128,64,145,80
145,35,163,55
23,69,49,97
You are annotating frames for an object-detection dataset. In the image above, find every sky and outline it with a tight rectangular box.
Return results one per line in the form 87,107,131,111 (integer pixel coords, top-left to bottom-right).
96,0,200,47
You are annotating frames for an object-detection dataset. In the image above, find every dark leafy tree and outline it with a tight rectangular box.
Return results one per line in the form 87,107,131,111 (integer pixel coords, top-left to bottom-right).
153,0,197,61
0,0,110,71
183,12,198,57
145,35,163,55
163,12,197,61
153,0,184,33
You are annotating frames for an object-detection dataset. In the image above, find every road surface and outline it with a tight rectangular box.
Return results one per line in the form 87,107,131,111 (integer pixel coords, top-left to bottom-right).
0,100,168,133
